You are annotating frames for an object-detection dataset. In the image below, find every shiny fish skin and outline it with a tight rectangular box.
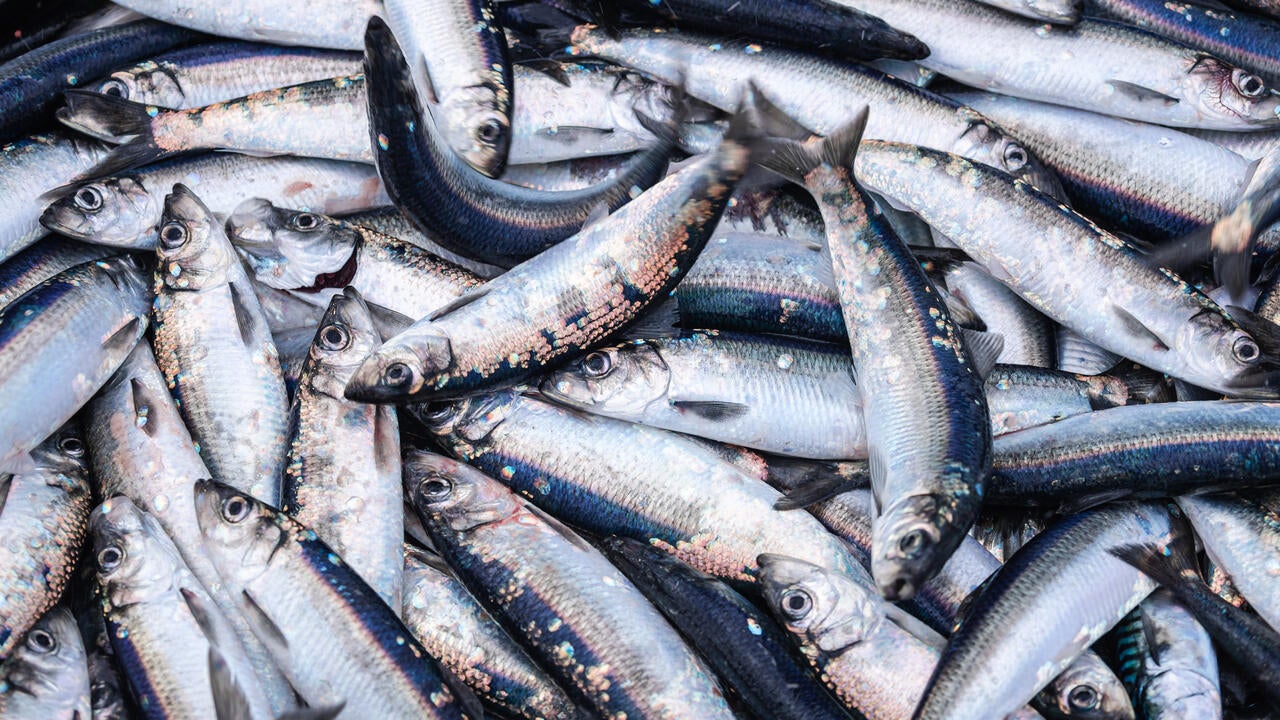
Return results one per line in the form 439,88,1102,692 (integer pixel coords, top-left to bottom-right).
382,0,512,177
82,41,362,109
414,390,869,584
984,365,1127,437
227,200,482,320
980,0,1081,23
339,206,502,279
40,153,387,249
540,330,866,459
283,288,402,609
0,425,91,661
915,502,1172,720
401,546,583,720
363,18,675,268
194,479,469,720
0,236,115,311
0,255,150,473
852,141,1272,398
988,401,1280,508
569,25,1053,190
835,0,1280,129
150,184,289,505
945,261,1055,368
0,607,90,720
90,496,275,720
1177,489,1280,632
0,133,109,264
1115,589,1222,720
403,452,735,720
1034,652,1135,720
111,0,378,50
346,103,748,401
86,342,296,715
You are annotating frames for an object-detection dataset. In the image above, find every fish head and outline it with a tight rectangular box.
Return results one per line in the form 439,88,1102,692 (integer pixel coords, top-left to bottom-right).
90,497,179,608
345,330,451,402
403,450,518,531
757,554,881,655
872,490,975,601
954,120,1062,196
1037,656,1134,720
88,63,185,108
1184,55,1280,128
3,608,84,700
40,176,153,247
226,198,358,291
192,479,283,586
306,287,381,396
415,391,517,449
438,83,511,178
155,184,239,291
26,423,91,485
1182,307,1280,397
539,342,669,415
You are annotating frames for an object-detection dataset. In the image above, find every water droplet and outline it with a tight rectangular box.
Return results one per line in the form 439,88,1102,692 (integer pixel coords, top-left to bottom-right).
776,353,794,370
152,494,169,513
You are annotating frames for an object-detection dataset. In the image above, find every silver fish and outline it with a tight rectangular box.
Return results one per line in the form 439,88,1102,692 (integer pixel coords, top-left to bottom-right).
1116,588,1221,719
0,608,90,720
0,133,109,264
110,0,379,50
1177,489,1280,632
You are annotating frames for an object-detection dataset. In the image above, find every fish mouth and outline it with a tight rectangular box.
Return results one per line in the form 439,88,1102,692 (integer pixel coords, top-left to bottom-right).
39,205,91,239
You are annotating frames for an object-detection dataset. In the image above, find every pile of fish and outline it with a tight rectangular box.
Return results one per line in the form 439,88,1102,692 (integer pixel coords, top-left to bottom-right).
9,0,1280,717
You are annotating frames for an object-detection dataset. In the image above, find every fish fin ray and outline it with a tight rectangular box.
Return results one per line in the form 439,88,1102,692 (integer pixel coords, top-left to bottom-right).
426,287,490,321
669,399,751,421
959,327,1004,380
1107,80,1180,106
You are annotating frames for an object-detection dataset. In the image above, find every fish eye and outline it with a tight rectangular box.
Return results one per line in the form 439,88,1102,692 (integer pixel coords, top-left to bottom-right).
99,78,128,99
221,495,252,523
1233,69,1267,98
74,186,103,212
1003,143,1028,172
383,362,413,387
779,588,813,620
417,473,454,502
25,628,57,654
289,212,320,231
1234,336,1261,364
58,435,85,458
159,221,188,249
477,119,503,144
898,529,930,557
97,546,124,572
419,402,457,423
319,324,350,351
1068,685,1099,711
581,351,613,378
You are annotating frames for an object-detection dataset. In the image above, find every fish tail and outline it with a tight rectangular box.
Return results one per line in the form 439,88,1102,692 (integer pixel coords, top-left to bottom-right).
754,105,867,185
58,90,172,178
1110,528,1198,589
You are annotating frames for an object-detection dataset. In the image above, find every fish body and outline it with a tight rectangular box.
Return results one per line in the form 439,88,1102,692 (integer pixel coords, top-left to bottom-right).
0,133,109,264
0,236,114,312
1115,589,1221,720
111,0,378,50
1177,489,1280,632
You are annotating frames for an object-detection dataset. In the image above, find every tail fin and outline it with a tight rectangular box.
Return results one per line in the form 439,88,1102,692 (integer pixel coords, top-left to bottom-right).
58,89,154,143
1110,522,1199,589
754,106,868,185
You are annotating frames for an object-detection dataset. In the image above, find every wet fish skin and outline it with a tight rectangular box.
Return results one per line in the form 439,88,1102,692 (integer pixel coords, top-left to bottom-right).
150,184,290,505
193,479,469,719
0,236,115,312
82,41,362,109
852,140,1273,398
39,153,388,249
541,330,866,459
0,255,150,473
362,17,674,268
1115,589,1221,720
0,424,92,661
338,206,502,279
111,0,378,50
401,546,585,720
0,132,110,264
86,342,297,715
1177,489,1280,632
946,261,1055,368
90,496,275,720
227,200,482,320
1034,651,1135,720
984,365,1124,437
404,451,735,720
980,0,1081,23
0,18,196,143
413,389,868,584
283,288,403,609
914,502,1172,720
0,607,90,720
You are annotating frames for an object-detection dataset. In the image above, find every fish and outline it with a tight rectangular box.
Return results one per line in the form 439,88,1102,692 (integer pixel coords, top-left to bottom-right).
150,183,290,505
0,607,90,720
540,330,866,459
362,17,676,267
914,502,1172,720
413,389,869,584
945,261,1055,368
109,0,378,50
0,132,109,264
382,0,512,177
1114,589,1222,720
39,154,385,250
400,546,583,720
226,200,482,320
194,479,470,719
90,496,275,720
0,255,150,473
0,424,92,661
1176,489,1280,633
283,288,403,608
759,113,993,600
80,41,362,109
0,235,114,311
978,0,1081,23
403,451,735,719
338,206,502,279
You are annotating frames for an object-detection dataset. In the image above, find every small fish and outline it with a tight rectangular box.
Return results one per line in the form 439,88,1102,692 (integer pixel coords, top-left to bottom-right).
0,608,90,720
1114,589,1221,720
